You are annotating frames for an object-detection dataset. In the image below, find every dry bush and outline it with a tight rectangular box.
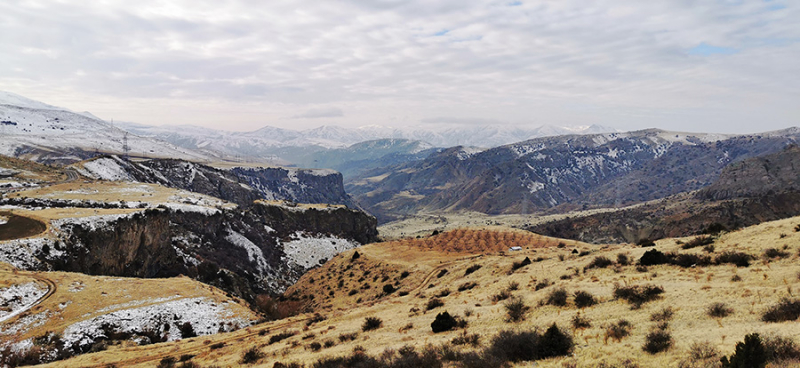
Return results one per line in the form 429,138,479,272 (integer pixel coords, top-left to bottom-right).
681,235,715,249
426,297,445,311
240,347,264,364
585,256,614,270
613,284,664,309
544,288,569,307
504,296,530,322
361,317,383,332
643,329,673,354
651,307,675,322
708,302,734,318
605,319,633,343
762,298,800,323
573,290,597,308
571,313,592,329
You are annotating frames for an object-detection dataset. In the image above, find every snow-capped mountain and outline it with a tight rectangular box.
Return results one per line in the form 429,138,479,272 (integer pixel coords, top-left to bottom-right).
0,92,212,164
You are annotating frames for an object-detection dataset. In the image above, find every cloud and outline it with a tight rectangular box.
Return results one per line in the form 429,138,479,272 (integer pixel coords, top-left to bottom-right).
292,107,344,119
0,0,798,134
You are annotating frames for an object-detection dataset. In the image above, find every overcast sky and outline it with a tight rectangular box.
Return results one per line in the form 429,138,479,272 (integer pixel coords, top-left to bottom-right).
1,0,798,133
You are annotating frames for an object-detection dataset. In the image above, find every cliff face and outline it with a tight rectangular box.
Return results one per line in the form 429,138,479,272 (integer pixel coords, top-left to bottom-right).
74,156,358,209
39,203,378,302
232,167,359,209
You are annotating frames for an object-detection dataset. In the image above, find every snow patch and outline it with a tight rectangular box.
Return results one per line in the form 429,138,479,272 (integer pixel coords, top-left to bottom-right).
282,232,360,269
225,230,268,273
0,282,48,323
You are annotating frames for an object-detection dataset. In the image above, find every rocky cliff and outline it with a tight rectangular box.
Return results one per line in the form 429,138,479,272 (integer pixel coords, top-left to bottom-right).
349,129,799,223
32,202,377,303
73,156,357,208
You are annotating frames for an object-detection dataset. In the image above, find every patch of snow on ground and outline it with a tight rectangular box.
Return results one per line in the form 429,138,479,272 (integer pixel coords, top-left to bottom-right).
0,237,51,269
457,147,486,160
225,230,268,272
80,157,132,181
282,232,360,269
0,311,49,335
0,282,48,323
526,181,545,193
52,212,136,232
162,203,220,215
96,295,181,314
62,297,253,349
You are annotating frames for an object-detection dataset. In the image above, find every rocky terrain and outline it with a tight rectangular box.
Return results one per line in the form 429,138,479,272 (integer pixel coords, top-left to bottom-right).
72,155,358,208
349,129,799,223
529,145,800,243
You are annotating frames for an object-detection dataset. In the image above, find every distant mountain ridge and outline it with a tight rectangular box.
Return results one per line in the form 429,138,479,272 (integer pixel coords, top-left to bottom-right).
349,128,800,223
120,121,618,164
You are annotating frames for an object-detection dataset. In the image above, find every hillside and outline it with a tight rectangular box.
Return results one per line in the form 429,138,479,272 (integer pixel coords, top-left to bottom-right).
0,166,377,305
0,263,259,365
71,156,358,209
33,216,800,367
0,101,212,165
349,129,799,223
531,145,800,244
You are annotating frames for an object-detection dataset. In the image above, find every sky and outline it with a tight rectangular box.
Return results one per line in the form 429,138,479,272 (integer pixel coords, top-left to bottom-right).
1,0,798,133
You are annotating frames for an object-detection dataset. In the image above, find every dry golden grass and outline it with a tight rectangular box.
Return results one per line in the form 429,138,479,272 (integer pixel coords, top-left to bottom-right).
32,216,800,367
0,265,258,349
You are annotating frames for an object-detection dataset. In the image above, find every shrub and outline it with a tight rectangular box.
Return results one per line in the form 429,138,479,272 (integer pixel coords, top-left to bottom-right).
209,342,225,350
539,323,575,359
534,279,551,291
650,307,675,322
681,235,715,249
269,331,297,345
643,329,673,354
707,302,733,318
426,297,445,311
731,274,742,282
763,248,789,260
457,282,478,292
617,253,630,266
571,313,592,329
240,347,264,364
639,249,670,266
762,298,800,322
308,342,322,352
715,252,753,267
686,341,720,362
157,357,176,368
362,317,383,331
382,284,396,294
400,270,410,279
703,244,716,253
504,296,530,322
490,289,512,303
763,334,800,362
721,333,767,368
464,264,482,276
795,224,800,232
613,284,664,309
544,288,568,307
338,332,358,342
671,253,712,268
637,238,656,247
431,311,458,333
606,319,633,342
451,331,481,347
703,223,728,235
511,257,532,271
435,289,451,298
574,290,597,308
487,324,573,362
585,256,614,270
178,322,196,338
436,269,448,278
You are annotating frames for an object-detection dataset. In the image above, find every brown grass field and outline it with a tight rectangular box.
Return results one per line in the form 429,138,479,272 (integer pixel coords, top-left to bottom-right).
23,214,800,368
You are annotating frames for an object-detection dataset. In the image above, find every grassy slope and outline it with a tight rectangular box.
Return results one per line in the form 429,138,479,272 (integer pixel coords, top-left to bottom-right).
39,215,800,367
0,264,259,348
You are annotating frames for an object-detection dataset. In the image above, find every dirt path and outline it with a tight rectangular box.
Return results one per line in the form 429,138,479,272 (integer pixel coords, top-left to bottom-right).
0,273,57,324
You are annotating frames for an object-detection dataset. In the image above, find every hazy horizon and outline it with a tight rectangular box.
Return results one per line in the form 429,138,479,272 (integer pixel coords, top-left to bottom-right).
2,1,798,134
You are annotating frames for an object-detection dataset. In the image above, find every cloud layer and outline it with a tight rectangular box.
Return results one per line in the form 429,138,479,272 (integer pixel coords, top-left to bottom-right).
1,0,798,132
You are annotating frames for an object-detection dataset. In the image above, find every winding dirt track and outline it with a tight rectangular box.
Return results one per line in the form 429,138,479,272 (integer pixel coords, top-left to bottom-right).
0,273,57,324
